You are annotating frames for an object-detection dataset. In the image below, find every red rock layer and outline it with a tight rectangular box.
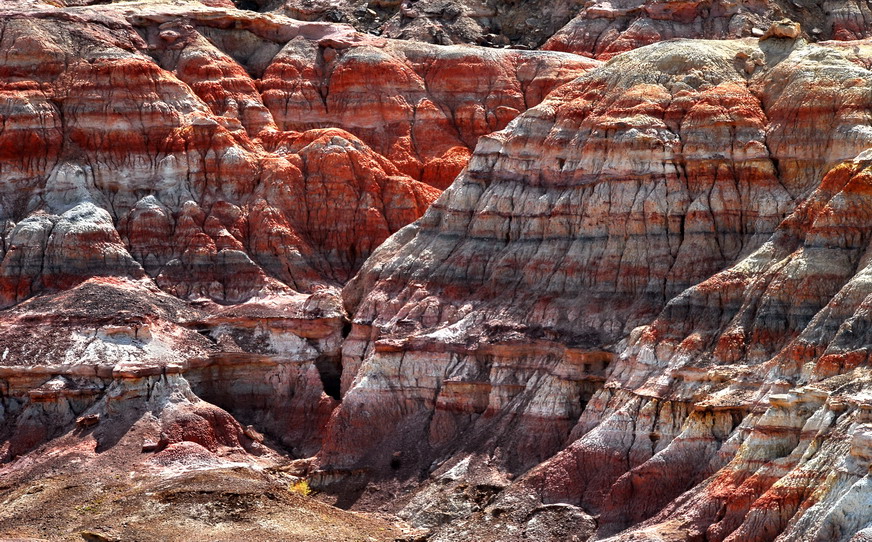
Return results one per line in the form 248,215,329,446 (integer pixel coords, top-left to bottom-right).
259,34,597,188
0,3,596,306
324,36,872,541
0,7,440,304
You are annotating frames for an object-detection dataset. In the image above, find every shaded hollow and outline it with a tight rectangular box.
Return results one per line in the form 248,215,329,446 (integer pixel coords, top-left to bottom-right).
316,355,342,400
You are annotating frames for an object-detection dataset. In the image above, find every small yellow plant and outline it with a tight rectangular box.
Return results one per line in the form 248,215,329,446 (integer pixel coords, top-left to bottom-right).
288,479,312,497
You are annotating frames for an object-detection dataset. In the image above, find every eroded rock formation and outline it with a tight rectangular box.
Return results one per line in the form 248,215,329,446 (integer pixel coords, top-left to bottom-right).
5,1,872,542
270,0,582,49
0,0,595,308
542,0,872,59
321,33,872,542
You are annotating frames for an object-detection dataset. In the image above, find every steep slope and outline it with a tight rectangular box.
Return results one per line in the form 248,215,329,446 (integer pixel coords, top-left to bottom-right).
0,3,595,539
0,1,595,306
325,33,872,541
6,1,872,541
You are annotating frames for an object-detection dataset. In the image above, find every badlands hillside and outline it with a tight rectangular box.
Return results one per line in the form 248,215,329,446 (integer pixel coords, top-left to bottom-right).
2,0,872,541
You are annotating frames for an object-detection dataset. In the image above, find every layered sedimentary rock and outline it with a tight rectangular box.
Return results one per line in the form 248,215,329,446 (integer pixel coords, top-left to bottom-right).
7,1,872,541
0,4,598,539
0,9,427,300
258,28,597,188
328,35,797,471
322,33,872,541
544,0,872,59
0,277,344,458
0,1,595,309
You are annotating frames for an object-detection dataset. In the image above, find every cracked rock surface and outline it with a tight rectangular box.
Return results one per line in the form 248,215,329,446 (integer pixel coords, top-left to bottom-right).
324,35,872,542
5,1,872,542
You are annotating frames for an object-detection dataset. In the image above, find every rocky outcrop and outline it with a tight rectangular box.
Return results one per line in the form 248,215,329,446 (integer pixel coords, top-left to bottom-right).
8,1,872,542
544,0,872,58
271,0,582,49
0,277,345,458
321,35,872,541
0,1,595,307
0,313,400,541
0,274,403,542
243,0,872,59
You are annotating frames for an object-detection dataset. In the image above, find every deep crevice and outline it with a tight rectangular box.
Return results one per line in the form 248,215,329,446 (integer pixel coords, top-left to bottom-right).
315,356,342,401
233,0,261,11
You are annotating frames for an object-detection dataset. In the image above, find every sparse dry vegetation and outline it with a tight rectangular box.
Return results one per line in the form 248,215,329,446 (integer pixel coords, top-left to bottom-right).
288,479,313,497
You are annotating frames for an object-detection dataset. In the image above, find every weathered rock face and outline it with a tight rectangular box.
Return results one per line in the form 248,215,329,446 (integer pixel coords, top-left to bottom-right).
327,36,795,470
0,277,344,459
271,0,582,49
258,31,597,188
0,7,428,301
578,151,872,541
8,1,872,541
0,1,594,307
544,0,872,59
322,35,872,541
0,7,598,536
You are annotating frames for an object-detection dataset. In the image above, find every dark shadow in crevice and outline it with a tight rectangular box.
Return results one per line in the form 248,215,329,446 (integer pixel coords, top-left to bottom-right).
315,356,342,401
234,0,261,11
